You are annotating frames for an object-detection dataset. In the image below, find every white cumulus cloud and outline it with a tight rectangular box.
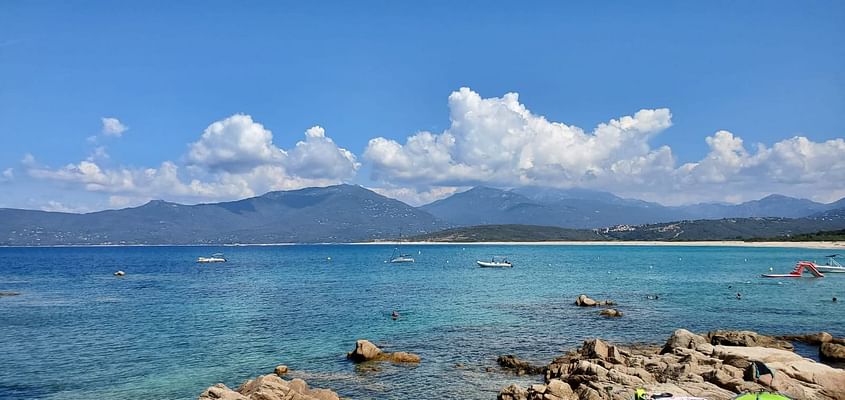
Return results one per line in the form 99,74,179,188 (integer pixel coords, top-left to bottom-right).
187,114,285,172
25,114,360,207
365,87,673,188
0,168,13,183
285,126,360,180
101,117,128,137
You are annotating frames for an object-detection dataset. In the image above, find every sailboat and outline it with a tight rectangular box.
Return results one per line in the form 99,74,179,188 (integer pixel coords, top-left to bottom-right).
389,228,415,263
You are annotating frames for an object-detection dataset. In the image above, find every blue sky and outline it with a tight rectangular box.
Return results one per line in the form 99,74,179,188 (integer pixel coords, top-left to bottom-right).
1,1,844,211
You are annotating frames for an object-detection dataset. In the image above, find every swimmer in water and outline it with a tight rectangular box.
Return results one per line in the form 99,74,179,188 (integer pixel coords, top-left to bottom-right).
391,310,399,320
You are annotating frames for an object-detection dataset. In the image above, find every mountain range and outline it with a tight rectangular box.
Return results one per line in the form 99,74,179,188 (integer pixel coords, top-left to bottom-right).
421,186,845,228
1,184,843,245
0,185,443,245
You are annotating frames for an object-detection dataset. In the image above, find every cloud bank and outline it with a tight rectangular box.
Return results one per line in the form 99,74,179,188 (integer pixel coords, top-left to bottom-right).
16,87,845,210
25,114,360,208
364,88,845,205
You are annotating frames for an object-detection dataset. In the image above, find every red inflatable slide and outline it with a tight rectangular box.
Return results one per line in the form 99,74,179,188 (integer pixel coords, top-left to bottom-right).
762,261,825,278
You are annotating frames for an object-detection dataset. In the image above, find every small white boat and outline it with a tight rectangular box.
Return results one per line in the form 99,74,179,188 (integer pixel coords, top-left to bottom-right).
388,228,414,263
816,254,845,273
477,256,512,268
197,253,227,263
389,248,414,263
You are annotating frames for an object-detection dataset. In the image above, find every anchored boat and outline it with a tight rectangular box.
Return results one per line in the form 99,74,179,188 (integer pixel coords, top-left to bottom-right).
477,256,512,268
815,254,845,273
388,228,414,263
197,253,227,263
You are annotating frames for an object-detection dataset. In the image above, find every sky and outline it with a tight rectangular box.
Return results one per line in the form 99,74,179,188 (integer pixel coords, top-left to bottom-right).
1,1,844,212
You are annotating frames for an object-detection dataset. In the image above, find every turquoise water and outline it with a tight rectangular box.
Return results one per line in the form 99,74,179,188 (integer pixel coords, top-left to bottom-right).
0,245,843,399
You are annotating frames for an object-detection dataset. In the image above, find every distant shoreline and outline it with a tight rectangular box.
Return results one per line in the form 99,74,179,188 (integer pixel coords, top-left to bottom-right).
361,240,845,249
2,240,842,249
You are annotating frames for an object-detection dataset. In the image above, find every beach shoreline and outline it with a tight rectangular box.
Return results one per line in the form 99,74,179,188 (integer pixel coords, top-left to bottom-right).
358,240,845,250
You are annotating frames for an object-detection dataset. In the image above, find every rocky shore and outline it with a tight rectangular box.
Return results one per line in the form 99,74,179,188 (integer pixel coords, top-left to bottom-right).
498,329,845,400
198,374,340,400
197,331,845,400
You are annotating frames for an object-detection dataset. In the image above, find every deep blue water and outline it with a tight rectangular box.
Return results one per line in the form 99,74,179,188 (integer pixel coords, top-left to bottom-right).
0,245,843,399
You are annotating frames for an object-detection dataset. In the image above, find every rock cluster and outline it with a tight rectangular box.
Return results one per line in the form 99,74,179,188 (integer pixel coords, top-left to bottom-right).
574,294,615,307
346,339,421,363
498,329,845,400
199,374,339,400
775,332,845,362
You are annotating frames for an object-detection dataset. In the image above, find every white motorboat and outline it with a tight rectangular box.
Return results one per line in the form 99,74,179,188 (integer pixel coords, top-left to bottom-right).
197,253,227,263
815,254,845,273
477,256,512,268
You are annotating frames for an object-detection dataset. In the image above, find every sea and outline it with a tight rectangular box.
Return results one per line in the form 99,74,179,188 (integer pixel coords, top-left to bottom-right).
1,244,843,399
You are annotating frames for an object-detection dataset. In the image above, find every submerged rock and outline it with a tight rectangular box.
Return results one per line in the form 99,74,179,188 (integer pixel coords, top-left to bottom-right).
598,308,623,317
497,354,546,375
821,342,845,362
346,339,420,363
198,374,339,400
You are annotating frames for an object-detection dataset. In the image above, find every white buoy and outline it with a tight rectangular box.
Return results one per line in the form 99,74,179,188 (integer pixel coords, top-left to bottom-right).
327,256,332,261
769,267,773,271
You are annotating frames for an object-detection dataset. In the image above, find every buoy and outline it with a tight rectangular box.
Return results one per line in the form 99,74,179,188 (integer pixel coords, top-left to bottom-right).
114,271,125,276
327,256,331,261
769,267,773,271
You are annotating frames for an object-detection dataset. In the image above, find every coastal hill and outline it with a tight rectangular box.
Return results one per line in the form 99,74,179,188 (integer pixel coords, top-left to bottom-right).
414,215,845,242
2,184,844,245
0,185,445,245
420,186,845,229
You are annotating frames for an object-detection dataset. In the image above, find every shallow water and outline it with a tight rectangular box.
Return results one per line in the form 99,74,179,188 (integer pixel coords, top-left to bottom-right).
0,245,842,399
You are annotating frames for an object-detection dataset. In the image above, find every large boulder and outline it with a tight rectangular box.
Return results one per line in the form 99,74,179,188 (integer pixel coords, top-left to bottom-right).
497,383,528,400
661,329,708,354
820,342,845,362
346,339,420,363
575,294,597,307
575,294,614,307
346,339,382,362
198,374,339,400
707,330,793,351
778,332,833,345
